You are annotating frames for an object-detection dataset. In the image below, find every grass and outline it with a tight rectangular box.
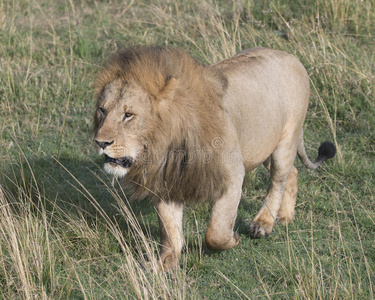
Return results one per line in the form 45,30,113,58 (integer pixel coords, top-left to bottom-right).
0,0,374,298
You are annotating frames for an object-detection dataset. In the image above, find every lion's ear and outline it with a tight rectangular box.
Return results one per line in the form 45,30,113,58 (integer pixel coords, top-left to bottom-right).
156,76,177,101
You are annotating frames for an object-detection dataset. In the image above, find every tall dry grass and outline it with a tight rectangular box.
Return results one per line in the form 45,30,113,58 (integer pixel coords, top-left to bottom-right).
0,154,193,299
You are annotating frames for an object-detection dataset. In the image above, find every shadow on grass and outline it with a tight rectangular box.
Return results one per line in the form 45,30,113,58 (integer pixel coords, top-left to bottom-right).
0,154,160,243
1,152,276,261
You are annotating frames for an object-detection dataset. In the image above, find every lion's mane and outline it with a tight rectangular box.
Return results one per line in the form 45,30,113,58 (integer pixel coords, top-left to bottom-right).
94,46,230,203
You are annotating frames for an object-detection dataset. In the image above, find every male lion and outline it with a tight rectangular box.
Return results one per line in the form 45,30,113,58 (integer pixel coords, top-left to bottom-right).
93,46,335,269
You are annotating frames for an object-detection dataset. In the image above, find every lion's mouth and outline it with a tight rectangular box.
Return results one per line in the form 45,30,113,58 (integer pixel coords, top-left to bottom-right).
105,155,134,168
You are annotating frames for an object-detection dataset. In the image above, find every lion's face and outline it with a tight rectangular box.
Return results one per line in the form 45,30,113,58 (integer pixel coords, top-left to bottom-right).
94,78,152,177
93,46,229,204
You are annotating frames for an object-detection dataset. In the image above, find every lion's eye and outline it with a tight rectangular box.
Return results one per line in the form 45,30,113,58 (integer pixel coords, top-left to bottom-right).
123,112,134,121
98,107,105,116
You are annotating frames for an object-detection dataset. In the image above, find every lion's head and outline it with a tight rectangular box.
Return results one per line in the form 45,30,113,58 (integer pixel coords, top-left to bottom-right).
94,46,229,202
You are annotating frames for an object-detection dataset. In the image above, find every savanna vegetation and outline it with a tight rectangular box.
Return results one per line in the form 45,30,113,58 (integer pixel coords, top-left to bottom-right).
0,0,374,298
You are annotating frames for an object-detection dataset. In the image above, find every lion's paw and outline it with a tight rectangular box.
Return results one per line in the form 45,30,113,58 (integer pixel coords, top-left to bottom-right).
249,219,274,238
158,250,179,271
277,210,295,224
205,230,240,250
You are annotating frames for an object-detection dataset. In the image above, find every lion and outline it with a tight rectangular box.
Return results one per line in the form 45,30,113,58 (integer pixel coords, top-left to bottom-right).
93,46,336,270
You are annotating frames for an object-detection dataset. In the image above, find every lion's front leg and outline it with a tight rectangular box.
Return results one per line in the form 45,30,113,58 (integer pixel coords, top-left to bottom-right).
205,170,244,251
156,201,184,270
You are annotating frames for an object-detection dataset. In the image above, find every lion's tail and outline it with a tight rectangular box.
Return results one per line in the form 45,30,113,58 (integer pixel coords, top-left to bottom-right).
297,131,336,170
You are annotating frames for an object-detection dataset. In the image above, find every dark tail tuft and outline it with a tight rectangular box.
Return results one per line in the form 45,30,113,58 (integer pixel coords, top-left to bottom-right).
317,142,336,164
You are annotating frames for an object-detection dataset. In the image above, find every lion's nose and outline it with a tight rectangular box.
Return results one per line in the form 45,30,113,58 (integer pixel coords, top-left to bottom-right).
95,140,114,150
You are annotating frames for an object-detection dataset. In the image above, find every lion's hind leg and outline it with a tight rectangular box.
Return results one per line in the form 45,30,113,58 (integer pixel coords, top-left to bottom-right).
249,138,298,238
277,166,298,223
260,159,298,225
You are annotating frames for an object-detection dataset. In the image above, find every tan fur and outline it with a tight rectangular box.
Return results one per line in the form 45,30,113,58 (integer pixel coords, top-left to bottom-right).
94,46,326,269
94,47,229,203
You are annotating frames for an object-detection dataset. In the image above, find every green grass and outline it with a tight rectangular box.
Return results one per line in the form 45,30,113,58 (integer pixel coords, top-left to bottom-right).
0,0,374,298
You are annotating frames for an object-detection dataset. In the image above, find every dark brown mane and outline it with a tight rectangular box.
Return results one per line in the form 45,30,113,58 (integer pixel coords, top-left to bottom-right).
95,46,229,203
